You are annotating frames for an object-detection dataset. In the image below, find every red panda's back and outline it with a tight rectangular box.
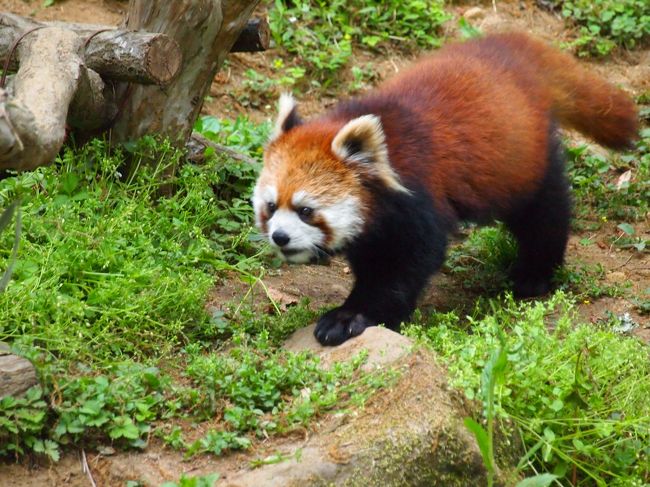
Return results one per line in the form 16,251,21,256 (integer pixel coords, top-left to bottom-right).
375,38,553,218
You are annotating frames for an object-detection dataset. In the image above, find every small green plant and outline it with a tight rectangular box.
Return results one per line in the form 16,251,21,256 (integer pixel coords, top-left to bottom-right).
183,332,392,439
632,287,650,315
445,225,517,294
463,340,508,487
554,262,627,299
567,128,650,223
161,473,219,487
457,17,483,40
0,386,51,460
269,0,449,84
551,0,650,56
406,293,650,485
348,64,378,93
0,198,20,292
463,338,559,487
240,61,307,104
0,364,170,460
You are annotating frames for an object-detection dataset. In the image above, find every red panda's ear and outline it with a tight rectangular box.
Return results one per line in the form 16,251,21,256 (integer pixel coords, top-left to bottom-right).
332,115,409,193
270,93,302,141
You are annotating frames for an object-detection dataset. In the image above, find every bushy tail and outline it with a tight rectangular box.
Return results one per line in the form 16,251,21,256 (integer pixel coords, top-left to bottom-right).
537,41,639,150
481,33,639,150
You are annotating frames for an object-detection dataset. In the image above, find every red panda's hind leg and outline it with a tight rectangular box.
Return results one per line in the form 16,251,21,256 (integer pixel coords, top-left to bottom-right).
505,127,571,298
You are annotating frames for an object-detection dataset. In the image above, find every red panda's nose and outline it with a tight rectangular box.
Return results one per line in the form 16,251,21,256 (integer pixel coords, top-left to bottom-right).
272,230,291,247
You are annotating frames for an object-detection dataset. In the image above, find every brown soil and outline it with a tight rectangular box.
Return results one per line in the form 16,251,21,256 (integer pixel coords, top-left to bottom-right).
0,0,648,485
0,0,125,24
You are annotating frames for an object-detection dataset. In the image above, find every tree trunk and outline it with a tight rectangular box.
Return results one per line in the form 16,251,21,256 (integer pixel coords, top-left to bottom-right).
111,0,261,145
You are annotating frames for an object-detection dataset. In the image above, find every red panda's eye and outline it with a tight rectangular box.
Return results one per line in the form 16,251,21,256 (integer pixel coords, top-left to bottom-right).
267,202,277,214
298,207,313,221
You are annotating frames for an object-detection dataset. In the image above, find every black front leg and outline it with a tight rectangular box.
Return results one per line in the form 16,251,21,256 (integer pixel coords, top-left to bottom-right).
314,183,448,346
314,269,431,346
314,307,376,346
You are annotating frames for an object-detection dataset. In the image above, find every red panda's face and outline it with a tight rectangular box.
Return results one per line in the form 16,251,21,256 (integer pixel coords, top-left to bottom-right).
253,130,366,264
253,94,408,264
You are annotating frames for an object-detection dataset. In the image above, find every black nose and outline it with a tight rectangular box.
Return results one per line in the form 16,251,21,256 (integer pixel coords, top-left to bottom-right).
272,230,290,247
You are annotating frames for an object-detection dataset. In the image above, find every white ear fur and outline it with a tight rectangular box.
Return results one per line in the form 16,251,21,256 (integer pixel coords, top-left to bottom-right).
331,115,409,193
270,93,298,141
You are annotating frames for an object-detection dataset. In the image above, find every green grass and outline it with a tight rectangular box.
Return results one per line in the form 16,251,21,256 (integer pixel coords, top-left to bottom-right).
406,293,650,486
551,0,650,56
0,137,259,364
261,0,449,92
567,128,650,225
0,119,392,462
445,224,517,295
443,225,625,301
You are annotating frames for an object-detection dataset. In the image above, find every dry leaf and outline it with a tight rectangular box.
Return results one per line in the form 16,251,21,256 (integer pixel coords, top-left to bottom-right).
615,170,632,190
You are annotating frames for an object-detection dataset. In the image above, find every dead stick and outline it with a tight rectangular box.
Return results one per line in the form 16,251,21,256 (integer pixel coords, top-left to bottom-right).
188,132,259,166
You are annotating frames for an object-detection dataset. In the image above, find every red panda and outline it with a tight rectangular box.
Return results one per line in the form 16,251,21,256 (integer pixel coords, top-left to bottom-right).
252,32,638,346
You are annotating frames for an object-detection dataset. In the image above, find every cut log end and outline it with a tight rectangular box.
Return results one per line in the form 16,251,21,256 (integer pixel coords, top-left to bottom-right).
145,35,183,85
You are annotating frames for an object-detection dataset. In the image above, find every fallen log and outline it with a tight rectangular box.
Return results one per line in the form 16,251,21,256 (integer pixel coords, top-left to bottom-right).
0,27,85,171
0,13,182,86
0,3,261,171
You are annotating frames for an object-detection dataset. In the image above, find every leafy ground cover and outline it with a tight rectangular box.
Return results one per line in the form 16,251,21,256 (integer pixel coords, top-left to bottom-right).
548,0,649,57
0,121,392,463
1,0,649,486
406,293,650,486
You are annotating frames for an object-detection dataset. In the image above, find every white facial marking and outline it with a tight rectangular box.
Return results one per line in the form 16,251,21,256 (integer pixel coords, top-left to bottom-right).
291,190,319,208
268,209,325,262
320,196,364,249
252,183,277,228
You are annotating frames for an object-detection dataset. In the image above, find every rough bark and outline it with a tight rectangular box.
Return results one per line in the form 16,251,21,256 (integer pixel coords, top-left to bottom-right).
0,13,182,85
68,66,119,134
0,27,83,171
0,343,38,399
111,0,261,145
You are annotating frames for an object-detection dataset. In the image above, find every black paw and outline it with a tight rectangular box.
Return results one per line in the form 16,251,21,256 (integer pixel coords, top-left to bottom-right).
314,308,375,346
512,274,552,299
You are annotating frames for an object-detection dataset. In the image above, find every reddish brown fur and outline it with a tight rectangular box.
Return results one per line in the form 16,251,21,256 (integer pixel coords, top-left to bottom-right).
266,33,638,224
270,122,357,207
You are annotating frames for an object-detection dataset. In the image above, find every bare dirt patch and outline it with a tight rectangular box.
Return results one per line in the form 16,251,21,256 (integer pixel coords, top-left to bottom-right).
0,0,125,25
